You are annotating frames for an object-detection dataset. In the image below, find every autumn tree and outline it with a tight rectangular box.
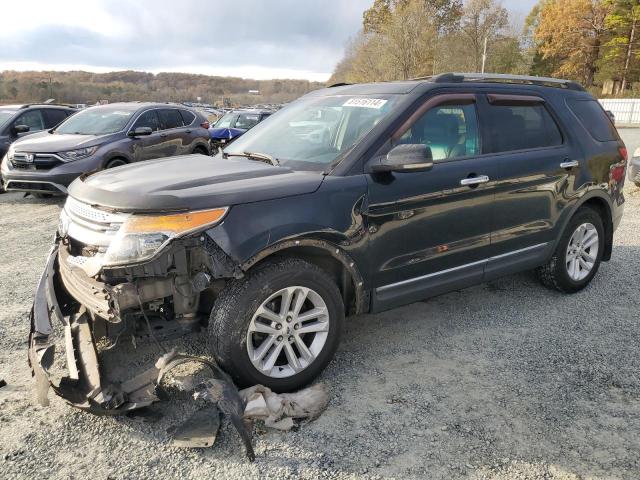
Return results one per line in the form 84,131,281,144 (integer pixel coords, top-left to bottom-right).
534,0,612,87
598,0,640,92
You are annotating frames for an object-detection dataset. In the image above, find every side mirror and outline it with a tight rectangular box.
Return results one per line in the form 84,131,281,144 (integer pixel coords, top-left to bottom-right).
128,127,153,137
11,124,30,136
370,144,433,173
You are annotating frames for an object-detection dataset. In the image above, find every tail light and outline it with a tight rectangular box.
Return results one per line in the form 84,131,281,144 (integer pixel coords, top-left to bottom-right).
201,121,210,129
619,146,628,161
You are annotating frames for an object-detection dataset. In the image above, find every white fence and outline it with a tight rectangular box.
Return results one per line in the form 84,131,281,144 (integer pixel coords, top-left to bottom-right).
599,99,640,125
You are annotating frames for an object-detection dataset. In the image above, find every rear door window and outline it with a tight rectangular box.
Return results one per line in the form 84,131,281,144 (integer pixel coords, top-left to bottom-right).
485,102,562,153
133,109,160,131
179,110,196,126
14,110,45,131
158,109,184,130
43,109,70,128
567,99,618,142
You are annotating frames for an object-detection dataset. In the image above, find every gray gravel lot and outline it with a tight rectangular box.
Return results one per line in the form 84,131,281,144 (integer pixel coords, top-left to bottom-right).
1,130,639,480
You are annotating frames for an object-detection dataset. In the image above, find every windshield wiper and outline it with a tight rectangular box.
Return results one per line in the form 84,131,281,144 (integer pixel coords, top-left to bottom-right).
226,151,280,166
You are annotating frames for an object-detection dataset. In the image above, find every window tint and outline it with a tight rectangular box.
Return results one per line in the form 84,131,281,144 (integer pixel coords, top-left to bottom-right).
235,113,261,129
486,104,562,153
567,99,618,142
43,109,69,128
158,109,184,130
180,109,196,125
398,103,480,161
133,110,160,131
15,110,45,131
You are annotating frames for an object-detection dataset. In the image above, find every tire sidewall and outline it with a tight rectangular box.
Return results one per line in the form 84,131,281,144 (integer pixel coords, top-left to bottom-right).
211,261,344,391
554,208,604,292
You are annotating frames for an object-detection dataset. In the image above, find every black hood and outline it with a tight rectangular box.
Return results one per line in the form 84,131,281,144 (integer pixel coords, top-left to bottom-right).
12,130,110,152
67,155,325,212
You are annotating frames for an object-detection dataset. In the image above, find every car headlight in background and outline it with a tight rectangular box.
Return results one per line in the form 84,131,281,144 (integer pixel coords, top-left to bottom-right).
102,207,228,265
59,145,99,162
6,144,15,162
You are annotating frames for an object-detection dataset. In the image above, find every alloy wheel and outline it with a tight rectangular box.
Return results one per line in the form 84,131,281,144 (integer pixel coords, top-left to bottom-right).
246,286,330,378
565,222,599,281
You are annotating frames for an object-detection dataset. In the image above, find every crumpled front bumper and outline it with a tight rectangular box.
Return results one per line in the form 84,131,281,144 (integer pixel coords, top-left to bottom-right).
28,245,161,415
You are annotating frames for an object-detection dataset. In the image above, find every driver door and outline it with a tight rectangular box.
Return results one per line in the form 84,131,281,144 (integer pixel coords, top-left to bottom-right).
365,93,499,311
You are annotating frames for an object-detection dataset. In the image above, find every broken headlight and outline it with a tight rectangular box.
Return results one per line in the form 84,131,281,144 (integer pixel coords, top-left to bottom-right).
103,208,228,265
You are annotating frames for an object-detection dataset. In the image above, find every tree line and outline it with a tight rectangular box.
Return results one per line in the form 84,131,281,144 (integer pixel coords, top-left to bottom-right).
329,0,640,96
0,70,324,106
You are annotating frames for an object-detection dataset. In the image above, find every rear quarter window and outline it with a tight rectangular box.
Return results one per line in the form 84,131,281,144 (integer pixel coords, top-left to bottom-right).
180,109,196,126
567,99,618,142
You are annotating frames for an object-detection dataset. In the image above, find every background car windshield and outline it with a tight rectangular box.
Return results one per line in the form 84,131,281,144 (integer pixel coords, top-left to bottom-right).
56,107,134,135
235,113,261,129
0,110,16,126
215,113,237,129
225,95,401,170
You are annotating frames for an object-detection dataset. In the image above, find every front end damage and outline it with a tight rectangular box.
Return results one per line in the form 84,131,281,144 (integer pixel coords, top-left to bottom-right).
28,199,241,414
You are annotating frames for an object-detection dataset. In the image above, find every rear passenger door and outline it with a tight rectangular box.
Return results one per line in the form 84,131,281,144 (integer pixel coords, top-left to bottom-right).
156,108,185,157
477,92,575,279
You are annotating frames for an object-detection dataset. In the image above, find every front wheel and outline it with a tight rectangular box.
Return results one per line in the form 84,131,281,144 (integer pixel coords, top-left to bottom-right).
537,207,604,293
208,258,344,391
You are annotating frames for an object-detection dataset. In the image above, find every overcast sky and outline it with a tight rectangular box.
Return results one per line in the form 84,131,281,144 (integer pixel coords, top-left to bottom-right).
0,0,538,82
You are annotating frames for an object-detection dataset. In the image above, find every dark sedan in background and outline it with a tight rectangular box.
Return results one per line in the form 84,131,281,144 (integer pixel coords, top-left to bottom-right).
1,102,210,196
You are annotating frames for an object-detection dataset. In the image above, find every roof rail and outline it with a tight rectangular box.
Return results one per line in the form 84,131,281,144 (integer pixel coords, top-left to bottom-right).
425,72,585,91
328,82,352,88
19,102,78,109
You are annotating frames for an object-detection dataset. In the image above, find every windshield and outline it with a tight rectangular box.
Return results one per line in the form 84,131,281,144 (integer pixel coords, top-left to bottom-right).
224,94,402,171
0,109,17,126
56,107,134,135
215,112,237,129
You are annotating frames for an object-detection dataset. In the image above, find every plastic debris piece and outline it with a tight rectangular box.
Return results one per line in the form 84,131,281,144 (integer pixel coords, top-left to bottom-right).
171,405,221,448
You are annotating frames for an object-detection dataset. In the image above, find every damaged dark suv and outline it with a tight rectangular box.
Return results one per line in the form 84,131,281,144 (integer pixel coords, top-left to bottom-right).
30,73,627,414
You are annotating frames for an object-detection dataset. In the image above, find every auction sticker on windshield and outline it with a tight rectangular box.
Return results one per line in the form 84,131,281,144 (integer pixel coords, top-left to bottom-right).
343,98,388,109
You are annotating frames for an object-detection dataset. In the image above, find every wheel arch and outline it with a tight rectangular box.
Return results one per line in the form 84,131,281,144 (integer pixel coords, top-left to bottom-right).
103,154,131,169
557,192,614,261
240,239,368,316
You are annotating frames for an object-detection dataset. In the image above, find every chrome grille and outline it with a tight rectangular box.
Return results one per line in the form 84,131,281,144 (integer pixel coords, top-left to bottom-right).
63,197,128,248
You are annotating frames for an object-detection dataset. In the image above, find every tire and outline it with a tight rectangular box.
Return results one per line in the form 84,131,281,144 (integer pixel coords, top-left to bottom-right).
193,146,208,156
105,158,127,169
208,258,344,391
537,206,604,293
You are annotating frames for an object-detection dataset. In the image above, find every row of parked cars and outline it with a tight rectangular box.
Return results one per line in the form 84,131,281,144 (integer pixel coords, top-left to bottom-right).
0,102,274,195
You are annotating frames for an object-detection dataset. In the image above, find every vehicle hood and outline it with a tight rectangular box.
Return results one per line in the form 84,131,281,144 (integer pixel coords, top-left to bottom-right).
209,127,246,140
67,154,325,212
12,131,110,153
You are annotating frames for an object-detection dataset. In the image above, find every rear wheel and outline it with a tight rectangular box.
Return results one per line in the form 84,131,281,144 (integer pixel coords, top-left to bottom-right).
537,207,604,293
208,258,344,391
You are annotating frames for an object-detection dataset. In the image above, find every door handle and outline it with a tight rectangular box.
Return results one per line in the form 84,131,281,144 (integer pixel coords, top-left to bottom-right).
160,133,168,138
560,160,579,169
460,175,490,186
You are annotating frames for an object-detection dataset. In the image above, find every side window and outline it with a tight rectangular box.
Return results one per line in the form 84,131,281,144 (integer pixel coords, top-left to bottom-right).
567,99,617,142
179,110,196,126
133,110,160,131
14,110,45,131
43,109,69,128
397,103,480,161
158,109,184,130
486,103,562,153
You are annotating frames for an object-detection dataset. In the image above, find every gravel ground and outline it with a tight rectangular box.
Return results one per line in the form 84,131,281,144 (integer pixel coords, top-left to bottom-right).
1,130,639,480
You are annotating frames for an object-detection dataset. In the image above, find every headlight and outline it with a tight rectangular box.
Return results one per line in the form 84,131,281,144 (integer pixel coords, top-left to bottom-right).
102,207,228,265
59,145,99,162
